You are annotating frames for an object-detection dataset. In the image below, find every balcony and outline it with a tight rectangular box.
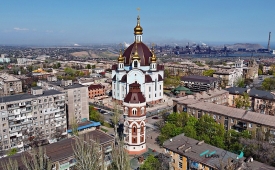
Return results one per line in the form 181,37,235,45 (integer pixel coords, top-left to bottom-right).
21,109,32,114
232,122,247,132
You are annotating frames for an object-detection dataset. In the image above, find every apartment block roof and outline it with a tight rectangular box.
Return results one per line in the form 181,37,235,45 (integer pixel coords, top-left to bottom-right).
88,84,105,90
0,90,64,103
188,102,246,119
0,73,20,82
163,134,242,169
163,134,274,170
226,87,275,100
187,101,275,129
181,75,218,84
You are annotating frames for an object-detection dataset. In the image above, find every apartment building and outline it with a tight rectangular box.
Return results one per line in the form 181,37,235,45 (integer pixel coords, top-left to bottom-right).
226,87,275,115
0,87,67,152
37,79,89,126
174,98,275,141
181,75,219,93
0,73,22,96
163,134,273,170
88,84,105,99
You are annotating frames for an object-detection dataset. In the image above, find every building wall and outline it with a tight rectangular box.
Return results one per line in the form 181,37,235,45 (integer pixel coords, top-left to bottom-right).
88,87,105,99
0,92,67,152
0,80,22,96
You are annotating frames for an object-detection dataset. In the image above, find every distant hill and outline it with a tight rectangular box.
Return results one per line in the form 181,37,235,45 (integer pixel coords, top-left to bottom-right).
225,43,264,50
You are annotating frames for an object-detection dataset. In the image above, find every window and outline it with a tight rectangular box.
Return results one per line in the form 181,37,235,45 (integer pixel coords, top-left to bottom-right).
1,106,4,110
132,108,137,115
149,87,151,92
149,94,151,98
179,155,183,160
134,61,138,67
2,118,5,121
249,123,253,128
213,115,216,119
231,119,234,123
160,85,162,90
179,162,182,168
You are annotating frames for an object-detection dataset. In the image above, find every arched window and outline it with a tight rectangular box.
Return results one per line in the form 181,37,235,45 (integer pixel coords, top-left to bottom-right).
134,61,138,67
133,127,136,133
132,108,137,115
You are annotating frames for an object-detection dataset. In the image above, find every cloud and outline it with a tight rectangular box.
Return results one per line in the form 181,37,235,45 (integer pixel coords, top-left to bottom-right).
14,27,29,31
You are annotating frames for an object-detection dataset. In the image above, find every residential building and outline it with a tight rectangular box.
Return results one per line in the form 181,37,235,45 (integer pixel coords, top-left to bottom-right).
0,130,114,170
262,64,271,74
180,75,219,92
112,15,164,105
0,87,67,152
174,98,275,141
163,133,274,170
212,68,237,87
243,59,259,79
0,73,23,96
37,79,89,126
226,87,275,115
123,82,147,155
88,84,105,99
93,68,105,74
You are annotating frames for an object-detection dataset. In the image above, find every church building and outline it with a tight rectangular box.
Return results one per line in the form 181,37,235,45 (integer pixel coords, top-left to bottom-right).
111,15,164,105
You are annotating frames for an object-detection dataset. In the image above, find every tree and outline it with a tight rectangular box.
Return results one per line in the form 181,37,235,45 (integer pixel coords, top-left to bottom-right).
258,68,263,75
234,77,245,87
110,140,131,170
86,64,91,69
31,81,37,87
1,158,18,170
73,136,103,170
22,147,52,170
7,148,17,156
203,69,215,77
166,112,189,127
158,123,183,144
234,92,250,109
89,106,104,124
92,65,96,69
71,118,79,136
112,103,121,140
140,155,161,170
262,77,275,91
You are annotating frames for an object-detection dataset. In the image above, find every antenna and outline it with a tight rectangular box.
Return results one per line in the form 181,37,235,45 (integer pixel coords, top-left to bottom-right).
268,32,271,51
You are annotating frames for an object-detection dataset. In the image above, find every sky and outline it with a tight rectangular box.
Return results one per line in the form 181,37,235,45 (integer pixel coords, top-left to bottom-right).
1,0,275,47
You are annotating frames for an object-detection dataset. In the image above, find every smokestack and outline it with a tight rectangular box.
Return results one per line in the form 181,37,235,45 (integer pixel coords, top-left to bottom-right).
268,32,271,51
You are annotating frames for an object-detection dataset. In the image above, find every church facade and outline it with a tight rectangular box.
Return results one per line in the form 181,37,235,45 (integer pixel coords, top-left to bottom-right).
111,15,164,105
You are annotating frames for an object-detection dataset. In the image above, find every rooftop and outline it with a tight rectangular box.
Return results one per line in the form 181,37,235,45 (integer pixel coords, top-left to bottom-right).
181,75,218,84
163,134,243,169
0,73,20,82
47,80,86,90
163,134,274,170
0,90,64,103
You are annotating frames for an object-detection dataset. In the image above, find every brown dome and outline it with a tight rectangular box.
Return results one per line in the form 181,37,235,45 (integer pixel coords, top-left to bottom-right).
123,42,152,66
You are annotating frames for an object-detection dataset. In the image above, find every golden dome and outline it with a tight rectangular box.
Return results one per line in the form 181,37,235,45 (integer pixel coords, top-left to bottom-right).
151,49,157,62
132,44,141,60
134,15,143,35
117,50,124,62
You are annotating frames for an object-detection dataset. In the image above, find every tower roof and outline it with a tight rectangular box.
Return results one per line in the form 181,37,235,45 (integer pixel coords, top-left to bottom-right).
123,42,152,66
134,15,143,35
124,81,145,103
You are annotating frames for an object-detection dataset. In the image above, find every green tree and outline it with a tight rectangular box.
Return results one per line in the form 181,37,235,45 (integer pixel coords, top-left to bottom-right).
92,65,96,69
86,64,91,69
158,123,183,144
140,155,161,170
166,112,189,127
89,106,104,124
7,148,17,156
31,81,37,87
57,62,61,68
262,77,275,90
64,67,76,76
235,77,245,87
195,115,225,147
203,69,215,77
234,92,250,109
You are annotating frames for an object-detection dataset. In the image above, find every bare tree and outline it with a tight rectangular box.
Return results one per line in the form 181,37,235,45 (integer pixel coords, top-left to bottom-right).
71,118,79,136
110,140,130,170
73,136,103,170
112,102,121,140
22,147,52,170
1,158,18,170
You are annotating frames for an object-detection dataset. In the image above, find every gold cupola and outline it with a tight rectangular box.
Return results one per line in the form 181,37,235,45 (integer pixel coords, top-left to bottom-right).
151,49,157,63
132,44,141,61
117,50,124,62
134,15,143,35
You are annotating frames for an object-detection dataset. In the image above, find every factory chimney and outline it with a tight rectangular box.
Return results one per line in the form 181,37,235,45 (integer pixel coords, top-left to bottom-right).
268,32,271,51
